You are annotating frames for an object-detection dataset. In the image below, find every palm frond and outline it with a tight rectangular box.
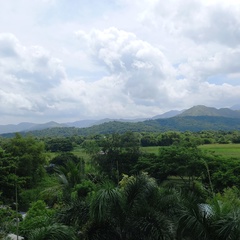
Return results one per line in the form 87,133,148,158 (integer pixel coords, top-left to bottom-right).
90,183,123,222
28,223,76,240
215,208,240,240
57,198,89,227
84,220,120,240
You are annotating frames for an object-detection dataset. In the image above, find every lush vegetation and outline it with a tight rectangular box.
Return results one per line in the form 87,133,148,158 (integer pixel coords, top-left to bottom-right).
2,116,240,138
1,130,240,239
199,143,240,158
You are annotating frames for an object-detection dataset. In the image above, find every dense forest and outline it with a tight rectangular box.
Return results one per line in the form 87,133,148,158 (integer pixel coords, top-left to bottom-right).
2,115,240,138
1,130,240,239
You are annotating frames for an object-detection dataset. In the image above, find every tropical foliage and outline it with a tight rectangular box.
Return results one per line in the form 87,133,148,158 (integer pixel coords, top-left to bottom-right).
0,131,240,239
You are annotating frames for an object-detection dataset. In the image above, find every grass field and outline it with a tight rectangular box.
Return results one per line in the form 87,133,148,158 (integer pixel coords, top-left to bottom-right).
141,144,240,159
199,143,240,158
72,145,91,160
140,146,160,155
47,144,240,162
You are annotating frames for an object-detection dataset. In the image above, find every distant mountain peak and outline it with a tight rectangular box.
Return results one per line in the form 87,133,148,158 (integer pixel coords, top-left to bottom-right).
179,105,240,118
231,104,240,111
1,105,240,135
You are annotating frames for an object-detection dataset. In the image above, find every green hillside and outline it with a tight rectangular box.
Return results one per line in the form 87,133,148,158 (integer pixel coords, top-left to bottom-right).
178,105,240,118
2,116,240,137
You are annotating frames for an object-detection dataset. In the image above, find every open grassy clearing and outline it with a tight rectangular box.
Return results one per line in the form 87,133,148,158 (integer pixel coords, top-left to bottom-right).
72,145,91,160
140,146,160,154
47,144,240,162
199,143,240,158
141,144,240,159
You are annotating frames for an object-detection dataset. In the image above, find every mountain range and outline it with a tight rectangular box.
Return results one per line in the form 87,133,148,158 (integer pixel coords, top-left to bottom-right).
1,105,240,135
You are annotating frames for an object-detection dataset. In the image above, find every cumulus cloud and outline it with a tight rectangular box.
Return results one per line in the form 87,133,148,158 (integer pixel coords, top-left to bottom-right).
140,0,240,47
75,27,240,112
0,33,66,118
0,34,20,58
1,0,240,124
183,4,240,47
76,27,177,105
178,47,240,83
1,25,240,124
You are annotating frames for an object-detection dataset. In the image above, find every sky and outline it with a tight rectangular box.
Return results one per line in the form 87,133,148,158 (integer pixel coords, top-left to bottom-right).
0,0,240,124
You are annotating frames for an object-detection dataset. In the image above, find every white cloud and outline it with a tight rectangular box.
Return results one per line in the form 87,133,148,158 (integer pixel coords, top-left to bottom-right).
74,27,240,115
138,0,240,47
76,28,176,104
0,33,66,119
178,47,240,83
0,0,240,124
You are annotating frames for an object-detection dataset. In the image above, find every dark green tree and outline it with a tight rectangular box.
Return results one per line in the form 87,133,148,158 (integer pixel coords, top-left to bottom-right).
46,138,73,152
4,134,46,188
95,132,141,181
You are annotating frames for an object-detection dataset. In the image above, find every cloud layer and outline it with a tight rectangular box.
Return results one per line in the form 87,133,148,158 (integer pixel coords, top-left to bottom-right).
0,0,240,123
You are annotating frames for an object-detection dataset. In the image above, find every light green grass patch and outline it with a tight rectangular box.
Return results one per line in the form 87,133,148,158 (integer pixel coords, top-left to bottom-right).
140,146,160,155
72,145,91,160
199,143,240,158
141,144,240,159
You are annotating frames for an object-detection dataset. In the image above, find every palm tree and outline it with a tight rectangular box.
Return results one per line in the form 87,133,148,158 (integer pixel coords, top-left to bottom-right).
213,196,240,240
27,223,77,240
57,198,89,230
176,195,214,240
84,173,176,240
41,160,85,204
215,209,240,240
176,191,240,240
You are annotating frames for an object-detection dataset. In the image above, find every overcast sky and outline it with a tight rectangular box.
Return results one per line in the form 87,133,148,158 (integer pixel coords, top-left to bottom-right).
0,0,240,124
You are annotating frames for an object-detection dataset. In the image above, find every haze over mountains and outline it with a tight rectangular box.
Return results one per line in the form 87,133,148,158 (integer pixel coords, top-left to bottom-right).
0,105,240,135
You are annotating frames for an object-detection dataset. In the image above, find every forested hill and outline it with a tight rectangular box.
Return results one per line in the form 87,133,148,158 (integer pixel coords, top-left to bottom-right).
178,105,240,118
2,115,240,137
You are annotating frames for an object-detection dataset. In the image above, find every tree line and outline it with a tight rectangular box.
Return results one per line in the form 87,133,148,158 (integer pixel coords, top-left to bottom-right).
0,131,240,239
